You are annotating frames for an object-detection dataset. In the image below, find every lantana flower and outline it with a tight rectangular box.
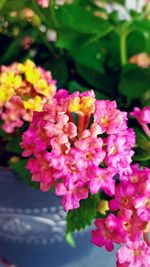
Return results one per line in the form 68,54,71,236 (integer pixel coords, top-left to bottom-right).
0,59,56,133
21,87,150,266
21,89,135,211
92,164,150,266
117,241,150,267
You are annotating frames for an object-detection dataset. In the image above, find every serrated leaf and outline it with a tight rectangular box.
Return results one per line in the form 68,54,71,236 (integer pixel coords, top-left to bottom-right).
66,193,100,233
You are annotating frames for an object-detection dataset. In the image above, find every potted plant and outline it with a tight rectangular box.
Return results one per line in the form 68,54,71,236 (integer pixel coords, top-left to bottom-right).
0,59,97,267
0,1,150,267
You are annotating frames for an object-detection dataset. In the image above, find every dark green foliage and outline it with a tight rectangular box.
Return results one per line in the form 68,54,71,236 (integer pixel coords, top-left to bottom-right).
133,128,150,163
55,5,112,35
127,32,146,57
6,136,22,154
66,193,100,233
47,57,69,86
119,64,150,99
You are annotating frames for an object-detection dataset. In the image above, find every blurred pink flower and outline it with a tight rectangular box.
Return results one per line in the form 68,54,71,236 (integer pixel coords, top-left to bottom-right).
129,53,150,68
37,0,50,8
22,36,32,50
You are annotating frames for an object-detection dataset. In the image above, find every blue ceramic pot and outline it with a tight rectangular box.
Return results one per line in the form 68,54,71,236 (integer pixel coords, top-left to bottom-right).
0,168,92,267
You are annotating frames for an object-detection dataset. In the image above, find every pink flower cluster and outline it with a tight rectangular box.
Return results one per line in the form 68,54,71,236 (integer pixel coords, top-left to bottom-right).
1,96,30,134
21,88,150,266
92,164,150,266
117,241,150,267
21,89,135,211
131,106,150,138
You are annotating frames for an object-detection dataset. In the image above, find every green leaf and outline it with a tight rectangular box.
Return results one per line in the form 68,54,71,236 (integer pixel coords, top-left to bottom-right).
113,0,125,4
105,33,120,69
133,128,150,163
0,0,7,10
127,31,146,57
9,159,40,189
68,80,88,93
77,64,102,90
119,64,150,99
56,30,91,50
46,57,69,87
56,30,78,50
95,90,108,100
66,193,100,233
142,90,150,106
0,122,6,137
77,64,116,95
135,128,150,150
1,0,28,11
68,80,107,99
6,136,22,154
0,37,22,64
132,20,150,34
70,41,105,74
133,149,150,162
55,5,112,35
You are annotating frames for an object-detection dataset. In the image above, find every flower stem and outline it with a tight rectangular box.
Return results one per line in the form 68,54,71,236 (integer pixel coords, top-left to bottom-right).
120,32,127,66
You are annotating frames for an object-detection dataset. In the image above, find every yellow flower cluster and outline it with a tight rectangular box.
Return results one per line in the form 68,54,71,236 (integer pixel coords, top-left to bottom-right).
0,71,22,105
0,59,56,111
0,59,56,133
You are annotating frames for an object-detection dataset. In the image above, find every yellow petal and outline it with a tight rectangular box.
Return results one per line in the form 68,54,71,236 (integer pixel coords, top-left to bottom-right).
97,200,109,215
68,96,80,112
